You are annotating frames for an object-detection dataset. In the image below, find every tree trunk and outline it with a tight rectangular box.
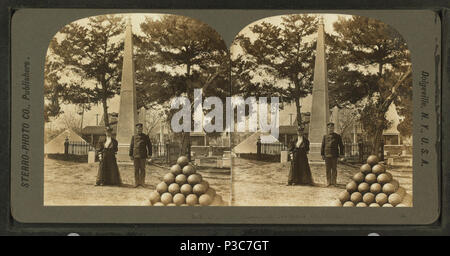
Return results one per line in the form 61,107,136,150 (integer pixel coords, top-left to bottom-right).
293,78,302,129
102,96,109,127
80,105,84,132
179,64,192,160
370,112,385,155
295,97,302,129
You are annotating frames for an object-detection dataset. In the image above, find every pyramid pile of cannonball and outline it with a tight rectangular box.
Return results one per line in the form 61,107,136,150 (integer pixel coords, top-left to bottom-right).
148,156,225,206
335,155,410,207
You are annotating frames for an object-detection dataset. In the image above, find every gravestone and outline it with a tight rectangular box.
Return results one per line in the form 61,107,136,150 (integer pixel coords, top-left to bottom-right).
88,151,96,163
280,150,288,163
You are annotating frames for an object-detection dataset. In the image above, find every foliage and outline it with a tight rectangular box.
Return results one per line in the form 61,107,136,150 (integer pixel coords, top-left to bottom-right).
44,15,125,126
134,15,230,154
328,16,412,152
232,14,318,128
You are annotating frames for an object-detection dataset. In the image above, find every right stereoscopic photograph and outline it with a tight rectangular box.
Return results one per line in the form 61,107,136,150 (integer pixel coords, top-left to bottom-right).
229,13,413,207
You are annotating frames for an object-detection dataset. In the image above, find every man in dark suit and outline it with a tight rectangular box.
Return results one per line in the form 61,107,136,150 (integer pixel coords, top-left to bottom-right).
321,122,345,186
129,123,152,188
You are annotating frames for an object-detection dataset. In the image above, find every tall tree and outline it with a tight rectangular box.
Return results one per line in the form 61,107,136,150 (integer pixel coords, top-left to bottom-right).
45,15,125,127
232,14,318,128
135,15,229,156
43,57,63,122
328,16,412,153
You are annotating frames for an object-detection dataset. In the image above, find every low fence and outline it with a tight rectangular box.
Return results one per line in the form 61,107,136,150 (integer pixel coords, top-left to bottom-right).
68,141,94,155
343,142,372,162
239,153,280,162
46,153,88,162
259,142,288,155
152,143,182,163
191,146,229,157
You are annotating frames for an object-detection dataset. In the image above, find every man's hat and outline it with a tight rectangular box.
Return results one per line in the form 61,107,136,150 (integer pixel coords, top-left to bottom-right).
135,123,143,128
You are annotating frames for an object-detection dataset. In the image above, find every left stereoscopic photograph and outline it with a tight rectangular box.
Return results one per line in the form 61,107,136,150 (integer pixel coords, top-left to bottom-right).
43,13,231,206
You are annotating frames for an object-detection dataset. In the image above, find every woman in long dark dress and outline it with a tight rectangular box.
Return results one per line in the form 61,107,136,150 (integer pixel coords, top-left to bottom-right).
287,126,314,186
95,127,122,186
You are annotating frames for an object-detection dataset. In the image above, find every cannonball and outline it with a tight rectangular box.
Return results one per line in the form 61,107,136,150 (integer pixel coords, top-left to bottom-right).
180,184,193,196
396,203,408,207
199,194,213,206
358,182,370,194
200,180,210,190
156,182,168,194
175,174,187,185
363,192,375,205
343,201,355,207
350,192,363,204
182,164,196,176
377,173,392,184
153,202,165,206
338,190,351,203
160,192,173,205
173,193,186,206
382,183,396,195
149,191,161,205
384,172,393,180
382,203,393,207
375,193,388,205
364,173,377,184
396,187,406,198
167,203,177,206
186,194,198,206
370,183,382,194
388,193,402,206
369,203,381,207
367,155,379,166
168,183,180,195
360,164,372,174
390,179,400,190
356,202,368,207
177,156,189,167
205,187,216,198
180,204,189,206
170,164,182,175
352,172,365,184
163,173,175,184
372,164,385,175
187,173,203,185
346,181,358,193
193,183,208,195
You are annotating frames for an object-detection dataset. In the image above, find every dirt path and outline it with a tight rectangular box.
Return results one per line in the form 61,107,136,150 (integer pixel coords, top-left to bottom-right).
231,158,412,206
44,159,231,206
44,158,411,207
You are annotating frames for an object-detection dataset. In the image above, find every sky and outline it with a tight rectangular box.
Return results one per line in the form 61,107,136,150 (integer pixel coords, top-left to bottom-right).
47,13,354,130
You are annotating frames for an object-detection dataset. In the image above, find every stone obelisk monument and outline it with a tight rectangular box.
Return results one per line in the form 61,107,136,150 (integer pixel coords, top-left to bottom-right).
116,18,138,161
308,17,330,161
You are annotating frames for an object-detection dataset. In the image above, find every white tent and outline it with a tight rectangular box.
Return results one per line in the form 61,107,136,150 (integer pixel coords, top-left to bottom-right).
44,129,87,154
233,131,279,154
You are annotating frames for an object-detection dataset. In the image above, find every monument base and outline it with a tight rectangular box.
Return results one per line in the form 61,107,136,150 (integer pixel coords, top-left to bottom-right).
117,144,132,162
308,142,325,162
